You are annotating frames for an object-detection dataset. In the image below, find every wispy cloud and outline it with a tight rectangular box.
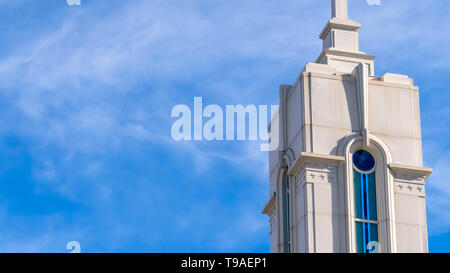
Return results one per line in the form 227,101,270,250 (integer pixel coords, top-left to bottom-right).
0,0,448,252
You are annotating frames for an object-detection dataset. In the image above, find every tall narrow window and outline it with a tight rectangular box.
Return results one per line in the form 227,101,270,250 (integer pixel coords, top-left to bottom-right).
281,173,291,253
353,150,379,253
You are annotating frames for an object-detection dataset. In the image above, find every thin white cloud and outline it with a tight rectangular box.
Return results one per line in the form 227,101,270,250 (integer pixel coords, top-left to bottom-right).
0,0,448,251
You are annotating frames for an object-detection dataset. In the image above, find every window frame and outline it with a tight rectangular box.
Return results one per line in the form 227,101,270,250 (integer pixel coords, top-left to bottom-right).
281,171,291,253
339,136,397,253
352,150,379,253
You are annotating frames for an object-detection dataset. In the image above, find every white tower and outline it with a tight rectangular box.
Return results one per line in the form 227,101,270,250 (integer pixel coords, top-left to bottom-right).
263,0,432,253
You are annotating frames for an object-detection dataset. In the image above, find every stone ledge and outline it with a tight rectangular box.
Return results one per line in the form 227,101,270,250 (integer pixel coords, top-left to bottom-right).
389,163,432,180
288,152,345,176
262,194,276,215
319,18,361,39
316,49,376,64
302,63,337,75
382,73,414,86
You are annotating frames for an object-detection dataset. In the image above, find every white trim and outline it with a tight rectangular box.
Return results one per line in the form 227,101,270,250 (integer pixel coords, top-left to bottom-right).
355,63,370,147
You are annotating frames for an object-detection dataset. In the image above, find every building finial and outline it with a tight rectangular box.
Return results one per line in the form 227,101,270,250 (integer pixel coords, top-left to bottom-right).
331,0,348,19
318,0,375,75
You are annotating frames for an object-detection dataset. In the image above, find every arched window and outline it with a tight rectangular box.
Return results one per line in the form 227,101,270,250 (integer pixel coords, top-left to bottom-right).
281,172,291,253
353,150,379,253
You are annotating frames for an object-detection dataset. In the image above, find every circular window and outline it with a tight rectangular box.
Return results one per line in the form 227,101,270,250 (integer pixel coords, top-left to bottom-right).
353,150,375,173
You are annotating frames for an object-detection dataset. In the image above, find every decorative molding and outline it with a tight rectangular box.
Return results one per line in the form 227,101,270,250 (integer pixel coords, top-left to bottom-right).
316,49,375,64
394,182,425,197
390,163,430,197
394,174,426,184
294,163,338,191
389,163,432,180
305,169,337,184
262,194,276,216
287,152,344,177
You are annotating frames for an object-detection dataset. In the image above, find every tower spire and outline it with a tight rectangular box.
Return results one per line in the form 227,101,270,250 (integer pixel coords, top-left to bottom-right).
316,0,375,76
331,0,348,19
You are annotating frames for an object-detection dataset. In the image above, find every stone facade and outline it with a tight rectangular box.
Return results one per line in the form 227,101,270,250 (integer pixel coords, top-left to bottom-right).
263,0,432,253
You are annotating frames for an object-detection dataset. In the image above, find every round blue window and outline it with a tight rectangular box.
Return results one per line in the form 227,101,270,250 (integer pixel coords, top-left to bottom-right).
353,150,375,172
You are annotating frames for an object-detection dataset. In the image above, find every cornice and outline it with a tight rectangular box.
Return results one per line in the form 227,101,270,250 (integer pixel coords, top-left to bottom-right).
389,163,433,180
319,18,361,39
262,194,276,215
288,152,345,176
316,49,376,64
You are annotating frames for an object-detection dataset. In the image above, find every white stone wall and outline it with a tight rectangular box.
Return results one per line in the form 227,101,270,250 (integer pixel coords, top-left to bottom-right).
392,170,429,252
266,64,430,253
265,0,430,254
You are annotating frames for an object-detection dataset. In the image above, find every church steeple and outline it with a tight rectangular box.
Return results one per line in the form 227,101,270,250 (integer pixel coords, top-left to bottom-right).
320,0,361,53
332,0,348,19
317,0,375,75
265,0,432,254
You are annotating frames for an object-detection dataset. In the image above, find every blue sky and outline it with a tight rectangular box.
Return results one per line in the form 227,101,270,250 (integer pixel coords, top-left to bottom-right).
0,0,448,253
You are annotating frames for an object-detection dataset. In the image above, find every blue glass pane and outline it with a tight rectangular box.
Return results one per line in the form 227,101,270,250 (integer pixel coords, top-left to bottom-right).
353,150,375,172
355,222,365,253
353,170,363,219
368,223,379,253
368,172,378,221
356,222,366,253
356,222,379,253
354,170,378,221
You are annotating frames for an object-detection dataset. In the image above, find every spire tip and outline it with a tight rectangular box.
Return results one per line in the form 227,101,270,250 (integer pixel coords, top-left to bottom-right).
332,0,349,19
